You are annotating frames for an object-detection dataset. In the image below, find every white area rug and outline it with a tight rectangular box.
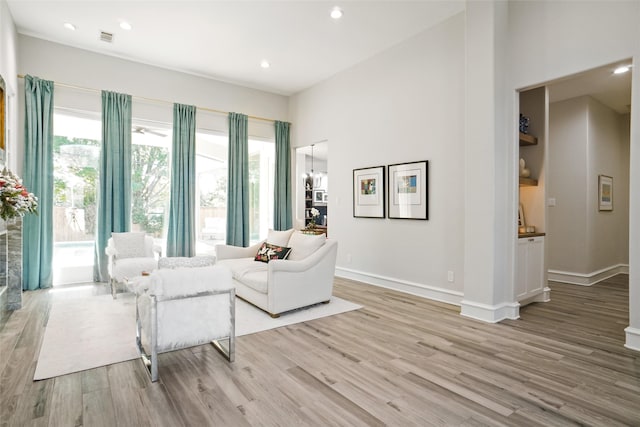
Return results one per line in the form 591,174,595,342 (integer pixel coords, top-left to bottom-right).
34,293,361,380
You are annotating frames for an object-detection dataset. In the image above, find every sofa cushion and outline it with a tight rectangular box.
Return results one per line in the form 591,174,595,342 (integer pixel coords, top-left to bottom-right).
217,258,269,294
267,228,295,246
254,242,292,263
112,232,146,258
287,231,326,261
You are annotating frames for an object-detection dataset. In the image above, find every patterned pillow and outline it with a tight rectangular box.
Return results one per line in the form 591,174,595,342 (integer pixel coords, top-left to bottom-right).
254,242,292,263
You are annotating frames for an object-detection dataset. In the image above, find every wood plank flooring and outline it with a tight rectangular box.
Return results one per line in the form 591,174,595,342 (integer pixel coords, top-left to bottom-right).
1,275,639,426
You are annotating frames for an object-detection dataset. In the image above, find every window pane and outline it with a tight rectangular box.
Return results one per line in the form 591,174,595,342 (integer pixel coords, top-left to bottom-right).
131,123,171,245
196,132,228,255
248,139,275,244
53,111,100,285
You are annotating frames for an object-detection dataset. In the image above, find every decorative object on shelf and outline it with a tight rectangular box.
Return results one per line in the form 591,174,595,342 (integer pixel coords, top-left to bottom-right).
518,203,525,227
388,160,428,220
353,165,385,218
305,207,320,230
519,158,531,178
598,174,613,211
519,113,530,134
0,168,38,221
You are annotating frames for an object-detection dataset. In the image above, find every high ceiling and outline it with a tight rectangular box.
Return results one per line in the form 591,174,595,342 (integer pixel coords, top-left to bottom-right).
7,0,465,95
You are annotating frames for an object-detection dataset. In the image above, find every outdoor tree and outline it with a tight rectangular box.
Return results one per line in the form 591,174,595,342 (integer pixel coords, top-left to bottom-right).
131,144,170,236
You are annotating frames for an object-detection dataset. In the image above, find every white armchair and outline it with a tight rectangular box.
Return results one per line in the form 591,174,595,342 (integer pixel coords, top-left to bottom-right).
105,232,162,298
134,264,235,382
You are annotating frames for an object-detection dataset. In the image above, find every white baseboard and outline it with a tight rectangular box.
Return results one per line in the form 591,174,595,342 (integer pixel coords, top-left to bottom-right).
548,264,629,286
334,267,463,306
460,300,520,323
624,327,640,352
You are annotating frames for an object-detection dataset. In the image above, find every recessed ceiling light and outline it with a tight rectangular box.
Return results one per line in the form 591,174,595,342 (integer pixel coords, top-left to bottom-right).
330,6,343,20
614,65,630,74
119,21,132,31
260,60,270,69
64,22,76,31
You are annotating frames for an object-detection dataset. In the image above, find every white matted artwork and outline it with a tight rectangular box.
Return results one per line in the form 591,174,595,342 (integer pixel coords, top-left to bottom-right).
388,160,428,220
598,174,613,211
353,165,385,218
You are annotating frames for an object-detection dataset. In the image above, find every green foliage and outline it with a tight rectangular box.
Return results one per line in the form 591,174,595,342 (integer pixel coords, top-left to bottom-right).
131,144,169,236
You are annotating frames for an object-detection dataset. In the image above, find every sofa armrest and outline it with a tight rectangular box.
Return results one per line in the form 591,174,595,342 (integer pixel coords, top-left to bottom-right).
268,240,337,273
216,241,263,260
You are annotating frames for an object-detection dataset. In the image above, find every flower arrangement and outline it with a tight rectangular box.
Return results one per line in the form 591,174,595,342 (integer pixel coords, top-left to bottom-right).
306,207,320,229
0,168,38,221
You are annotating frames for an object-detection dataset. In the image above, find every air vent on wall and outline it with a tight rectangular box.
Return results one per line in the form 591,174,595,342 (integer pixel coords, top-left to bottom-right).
99,31,113,43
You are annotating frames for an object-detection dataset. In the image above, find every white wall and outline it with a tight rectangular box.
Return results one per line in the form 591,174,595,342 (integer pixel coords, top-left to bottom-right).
587,98,630,272
548,97,590,273
548,96,629,277
290,13,466,303
506,0,640,348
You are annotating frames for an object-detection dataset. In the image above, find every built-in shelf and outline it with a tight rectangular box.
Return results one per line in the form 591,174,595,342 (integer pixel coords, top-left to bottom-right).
519,132,538,146
519,177,538,186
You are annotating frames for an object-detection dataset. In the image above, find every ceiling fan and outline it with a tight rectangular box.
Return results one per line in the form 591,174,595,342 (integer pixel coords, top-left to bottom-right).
133,126,167,137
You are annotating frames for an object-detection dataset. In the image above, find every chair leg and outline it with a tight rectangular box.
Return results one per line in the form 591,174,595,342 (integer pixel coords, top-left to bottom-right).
211,289,236,363
110,278,117,299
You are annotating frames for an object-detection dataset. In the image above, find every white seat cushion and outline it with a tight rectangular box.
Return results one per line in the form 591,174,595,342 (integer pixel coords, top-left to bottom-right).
112,257,158,281
217,258,269,293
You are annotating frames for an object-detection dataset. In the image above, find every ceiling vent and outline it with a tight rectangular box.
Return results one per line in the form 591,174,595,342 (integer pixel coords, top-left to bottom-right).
99,31,113,43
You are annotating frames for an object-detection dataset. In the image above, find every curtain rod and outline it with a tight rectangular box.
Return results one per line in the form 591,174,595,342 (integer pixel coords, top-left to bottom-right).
17,74,278,123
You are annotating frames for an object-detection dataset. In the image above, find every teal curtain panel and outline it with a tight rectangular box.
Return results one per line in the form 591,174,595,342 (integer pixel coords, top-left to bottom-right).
23,75,54,290
94,90,132,281
226,112,249,246
166,103,196,257
274,121,292,230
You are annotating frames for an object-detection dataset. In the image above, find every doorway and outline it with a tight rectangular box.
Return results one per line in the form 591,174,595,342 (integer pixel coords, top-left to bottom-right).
295,142,328,232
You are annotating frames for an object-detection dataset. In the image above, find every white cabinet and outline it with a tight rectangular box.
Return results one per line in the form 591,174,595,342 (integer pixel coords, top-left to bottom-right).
516,236,545,302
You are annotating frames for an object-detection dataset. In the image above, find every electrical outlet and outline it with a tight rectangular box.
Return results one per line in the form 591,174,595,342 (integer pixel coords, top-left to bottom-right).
447,271,454,282
347,253,352,263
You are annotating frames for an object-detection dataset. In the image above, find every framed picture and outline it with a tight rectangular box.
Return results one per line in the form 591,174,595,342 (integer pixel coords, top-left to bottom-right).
322,192,329,203
313,189,325,206
388,160,428,220
598,175,613,211
353,166,385,218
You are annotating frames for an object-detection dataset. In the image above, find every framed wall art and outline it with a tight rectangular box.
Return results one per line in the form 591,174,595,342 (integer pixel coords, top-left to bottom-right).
598,174,613,211
353,166,385,218
388,160,428,220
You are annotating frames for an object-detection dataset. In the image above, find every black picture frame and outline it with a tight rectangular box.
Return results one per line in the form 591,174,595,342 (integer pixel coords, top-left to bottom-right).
353,166,385,218
387,160,428,220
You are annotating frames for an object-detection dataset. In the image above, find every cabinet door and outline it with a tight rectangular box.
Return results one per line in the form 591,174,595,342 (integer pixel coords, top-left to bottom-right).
526,237,544,294
516,239,528,299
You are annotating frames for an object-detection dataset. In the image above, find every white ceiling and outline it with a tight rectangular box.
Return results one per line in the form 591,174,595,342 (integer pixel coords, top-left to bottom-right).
547,60,632,114
7,0,465,96
7,1,631,109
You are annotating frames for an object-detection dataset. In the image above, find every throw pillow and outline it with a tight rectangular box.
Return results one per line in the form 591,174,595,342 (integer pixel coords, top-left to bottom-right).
287,231,326,261
266,228,295,246
111,232,146,259
254,242,292,263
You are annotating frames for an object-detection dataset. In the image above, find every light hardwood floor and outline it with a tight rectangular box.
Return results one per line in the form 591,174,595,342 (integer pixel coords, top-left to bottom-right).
1,275,639,426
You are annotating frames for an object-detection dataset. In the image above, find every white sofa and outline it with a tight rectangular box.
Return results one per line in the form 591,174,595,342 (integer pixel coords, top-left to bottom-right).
216,230,338,317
